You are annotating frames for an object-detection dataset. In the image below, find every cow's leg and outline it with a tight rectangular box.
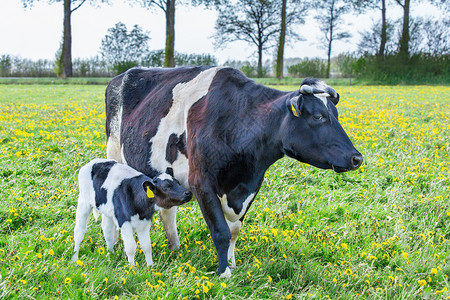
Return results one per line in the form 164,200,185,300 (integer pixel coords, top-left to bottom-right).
159,207,180,250
226,219,241,269
136,222,153,266
120,222,136,266
71,200,92,262
106,137,123,163
193,184,232,278
101,215,117,252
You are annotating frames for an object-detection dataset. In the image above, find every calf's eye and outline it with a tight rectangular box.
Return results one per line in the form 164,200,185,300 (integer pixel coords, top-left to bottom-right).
313,115,323,121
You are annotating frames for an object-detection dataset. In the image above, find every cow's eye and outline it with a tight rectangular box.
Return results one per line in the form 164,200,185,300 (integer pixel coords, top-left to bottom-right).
313,115,324,121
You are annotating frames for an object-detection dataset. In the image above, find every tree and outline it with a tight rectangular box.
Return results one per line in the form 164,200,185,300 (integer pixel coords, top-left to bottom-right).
274,0,306,78
314,0,351,78
214,0,281,77
128,0,176,67
357,20,395,56
351,0,388,57
100,22,151,74
22,0,108,78
394,0,411,58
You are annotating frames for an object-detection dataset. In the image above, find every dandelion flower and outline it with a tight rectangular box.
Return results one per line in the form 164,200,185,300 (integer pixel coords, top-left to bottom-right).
98,247,105,254
48,249,54,256
64,277,72,284
286,294,293,299
431,268,438,275
221,282,227,288
345,268,353,275
268,276,272,283
76,260,84,267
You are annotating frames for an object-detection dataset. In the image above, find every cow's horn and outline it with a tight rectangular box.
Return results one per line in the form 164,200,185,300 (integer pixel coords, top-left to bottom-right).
325,87,338,98
300,85,325,95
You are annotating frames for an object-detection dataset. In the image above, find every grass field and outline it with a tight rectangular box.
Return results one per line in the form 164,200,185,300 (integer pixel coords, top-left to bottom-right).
0,83,449,299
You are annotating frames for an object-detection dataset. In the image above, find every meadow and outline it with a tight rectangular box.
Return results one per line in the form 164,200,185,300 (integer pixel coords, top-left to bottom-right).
0,83,449,299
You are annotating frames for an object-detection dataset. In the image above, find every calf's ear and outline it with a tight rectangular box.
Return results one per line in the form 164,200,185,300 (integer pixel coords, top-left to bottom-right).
287,94,303,117
142,180,156,199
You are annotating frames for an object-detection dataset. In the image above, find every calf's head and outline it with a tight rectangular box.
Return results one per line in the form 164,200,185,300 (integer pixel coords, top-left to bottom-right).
143,168,192,209
281,78,363,173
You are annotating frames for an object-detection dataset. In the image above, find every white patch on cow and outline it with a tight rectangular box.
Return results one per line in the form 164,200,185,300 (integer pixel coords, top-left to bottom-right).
106,106,123,162
154,204,163,211
148,67,222,188
219,193,255,223
120,145,128,165
157,172,173,182
308,80,330,108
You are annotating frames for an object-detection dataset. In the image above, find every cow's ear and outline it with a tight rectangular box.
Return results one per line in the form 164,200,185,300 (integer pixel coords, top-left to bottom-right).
329,93,339,106
165,167,174,177
287,95,302,117
142,180,156,199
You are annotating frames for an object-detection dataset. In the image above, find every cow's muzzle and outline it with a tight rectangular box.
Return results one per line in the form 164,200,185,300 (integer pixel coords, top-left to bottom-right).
330,153,363,173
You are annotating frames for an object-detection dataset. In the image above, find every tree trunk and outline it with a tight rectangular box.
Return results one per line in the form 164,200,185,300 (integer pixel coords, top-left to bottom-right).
378,0,387,57
326,0,334,78
164,0,175,67
61,0,73,78
257,43,263,78
398,0,410,58
275,0,287,79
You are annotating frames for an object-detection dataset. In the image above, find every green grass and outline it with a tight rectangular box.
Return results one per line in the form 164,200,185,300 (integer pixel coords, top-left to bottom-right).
0,84,449,299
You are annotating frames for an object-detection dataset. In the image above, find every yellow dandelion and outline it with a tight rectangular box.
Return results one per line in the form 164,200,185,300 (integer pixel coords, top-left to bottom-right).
332,278,337,283
431,268,438,275
64,277,72,284
122,278,126,285
48,249,54,256
402,252,408,259
203,285,209,293
19,279,27,284
345,268,353,275
98,247,105,254
418,279,427,286
286,294,293,299
76,260,84,267
268,276,272,283
221,282,227,288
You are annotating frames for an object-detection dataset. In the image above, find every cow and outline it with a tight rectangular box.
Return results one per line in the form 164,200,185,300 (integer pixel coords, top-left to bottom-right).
104,66,363,277
71,158,192,266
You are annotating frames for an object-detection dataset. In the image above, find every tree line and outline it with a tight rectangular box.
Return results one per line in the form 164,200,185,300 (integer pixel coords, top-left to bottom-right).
6,0,450,83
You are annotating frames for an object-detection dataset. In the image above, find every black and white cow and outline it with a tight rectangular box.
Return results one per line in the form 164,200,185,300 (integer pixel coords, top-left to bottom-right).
71,159,192,266
105,66,363,277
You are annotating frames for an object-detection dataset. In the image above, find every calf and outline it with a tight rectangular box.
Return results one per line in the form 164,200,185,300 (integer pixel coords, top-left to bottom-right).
71,159,192,266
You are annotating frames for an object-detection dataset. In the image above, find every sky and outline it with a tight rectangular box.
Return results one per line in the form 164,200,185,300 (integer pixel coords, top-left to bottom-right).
0,0,442,65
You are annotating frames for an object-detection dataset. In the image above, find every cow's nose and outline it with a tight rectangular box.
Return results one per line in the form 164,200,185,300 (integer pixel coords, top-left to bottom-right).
351,154,363,169
184,191,193,199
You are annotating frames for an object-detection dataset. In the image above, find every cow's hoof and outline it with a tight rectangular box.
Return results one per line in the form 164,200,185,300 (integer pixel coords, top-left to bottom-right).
219,267,232,279
167,241,180,250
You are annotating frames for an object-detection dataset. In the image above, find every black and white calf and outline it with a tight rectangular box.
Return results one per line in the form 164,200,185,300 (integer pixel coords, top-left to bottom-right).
71,159,192,266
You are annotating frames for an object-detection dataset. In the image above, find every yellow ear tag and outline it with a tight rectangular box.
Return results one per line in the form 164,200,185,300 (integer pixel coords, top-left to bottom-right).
291,104,299,117
146,186,155,198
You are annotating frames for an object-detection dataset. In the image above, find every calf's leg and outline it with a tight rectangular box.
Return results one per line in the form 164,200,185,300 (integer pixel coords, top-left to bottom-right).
101,215,117,252
120,222,136,266
135,222,153,266
72,200,92,262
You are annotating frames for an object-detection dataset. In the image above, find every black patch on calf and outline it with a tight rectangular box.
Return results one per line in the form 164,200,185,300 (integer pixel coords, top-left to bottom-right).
91,161,117,208
112,174,156,227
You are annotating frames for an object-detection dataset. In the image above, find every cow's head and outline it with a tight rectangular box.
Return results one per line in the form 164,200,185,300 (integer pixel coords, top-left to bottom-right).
143,168,193,209
281,78,363,172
